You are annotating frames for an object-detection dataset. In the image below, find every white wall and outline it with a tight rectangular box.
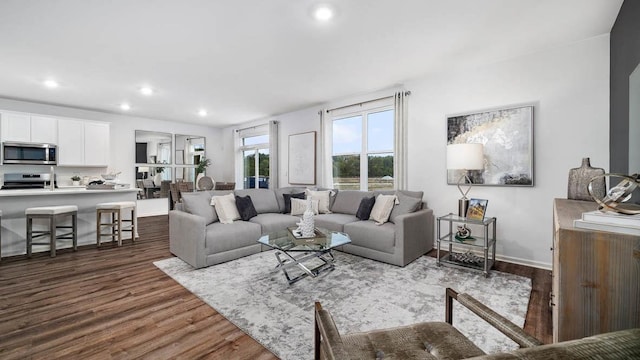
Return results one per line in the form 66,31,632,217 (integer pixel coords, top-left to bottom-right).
0,98,224,215
222,34,610,268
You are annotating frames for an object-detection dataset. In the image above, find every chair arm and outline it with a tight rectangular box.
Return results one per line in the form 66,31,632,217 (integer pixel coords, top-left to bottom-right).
169,210,207,269
314,302,351,360
446,288,542,348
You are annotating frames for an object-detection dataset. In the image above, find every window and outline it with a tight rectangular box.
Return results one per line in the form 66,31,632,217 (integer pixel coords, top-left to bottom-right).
239,133,270,189
331,104,394,190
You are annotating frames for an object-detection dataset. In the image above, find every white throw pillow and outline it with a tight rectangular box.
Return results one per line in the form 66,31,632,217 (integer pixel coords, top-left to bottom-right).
290,198,319,216
305,189,333,213
210,193,241,224
369,194,398,225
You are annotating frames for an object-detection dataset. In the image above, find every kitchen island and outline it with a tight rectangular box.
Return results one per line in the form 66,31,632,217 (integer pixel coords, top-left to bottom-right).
0,188,139,257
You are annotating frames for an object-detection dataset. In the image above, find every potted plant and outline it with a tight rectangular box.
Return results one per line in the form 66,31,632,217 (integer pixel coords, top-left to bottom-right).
195,158,211,189
71,175,81,186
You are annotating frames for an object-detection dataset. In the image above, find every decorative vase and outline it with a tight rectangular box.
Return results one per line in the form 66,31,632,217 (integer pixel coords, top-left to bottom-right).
301,198,315,237
195,173,204,190
72,181,80,186
568,158,606,201
154,172,163,187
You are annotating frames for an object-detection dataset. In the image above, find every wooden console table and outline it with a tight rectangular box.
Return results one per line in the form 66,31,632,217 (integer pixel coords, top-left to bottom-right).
552,198,640,342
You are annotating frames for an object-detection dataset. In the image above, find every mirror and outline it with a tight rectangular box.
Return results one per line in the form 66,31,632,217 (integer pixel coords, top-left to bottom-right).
175,134,205,165
630,62,640,174
175,167,196,183
134,166,172,199
135,130,172,164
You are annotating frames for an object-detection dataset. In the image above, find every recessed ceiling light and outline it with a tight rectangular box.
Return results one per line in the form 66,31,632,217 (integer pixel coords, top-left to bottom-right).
313,4,334,21
43,79,59,88
140,86,153,96
120,103,131,111
198,109,208,117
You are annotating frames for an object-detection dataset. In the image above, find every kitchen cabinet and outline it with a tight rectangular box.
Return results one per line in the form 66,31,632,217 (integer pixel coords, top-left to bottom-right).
57,119,110,167
552,198,640,342
0,112,58,144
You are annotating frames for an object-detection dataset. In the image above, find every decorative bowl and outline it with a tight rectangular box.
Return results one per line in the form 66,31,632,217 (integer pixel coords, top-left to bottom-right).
101,173,119,181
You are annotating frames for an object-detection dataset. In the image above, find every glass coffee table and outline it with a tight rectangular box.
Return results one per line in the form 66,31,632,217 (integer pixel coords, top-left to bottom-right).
257,227,351,284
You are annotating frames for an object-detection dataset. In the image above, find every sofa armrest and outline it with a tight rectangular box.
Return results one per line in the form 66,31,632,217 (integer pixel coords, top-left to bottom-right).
394,207,434,266
169,210,207,269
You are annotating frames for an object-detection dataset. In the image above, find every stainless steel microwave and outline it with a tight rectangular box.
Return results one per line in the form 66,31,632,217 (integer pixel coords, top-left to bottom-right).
2,142,57,165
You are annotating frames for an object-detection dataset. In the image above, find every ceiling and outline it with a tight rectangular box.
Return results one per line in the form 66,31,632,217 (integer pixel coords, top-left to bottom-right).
0,0,623,127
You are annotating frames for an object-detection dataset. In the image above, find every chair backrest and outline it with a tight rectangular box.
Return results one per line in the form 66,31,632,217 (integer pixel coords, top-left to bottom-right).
215,182,235,190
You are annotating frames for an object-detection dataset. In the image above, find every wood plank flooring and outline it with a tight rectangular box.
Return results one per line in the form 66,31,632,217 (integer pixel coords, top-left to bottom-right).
0,215,552,359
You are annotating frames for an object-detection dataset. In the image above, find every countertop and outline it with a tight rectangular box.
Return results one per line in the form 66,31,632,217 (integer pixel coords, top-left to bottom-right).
0,187,139,197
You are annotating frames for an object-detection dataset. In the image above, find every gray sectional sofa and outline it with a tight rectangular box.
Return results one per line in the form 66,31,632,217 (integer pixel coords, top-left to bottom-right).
169,187,433,269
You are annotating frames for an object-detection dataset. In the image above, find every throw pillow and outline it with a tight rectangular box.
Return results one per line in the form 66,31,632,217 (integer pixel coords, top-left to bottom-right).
389,192,423,223
181,191,218,224
369,194,398,225
356,196,376,220
305,189,333,214
290,198,319,216
282,192,306,214
235,195,258,221
210,193,241,224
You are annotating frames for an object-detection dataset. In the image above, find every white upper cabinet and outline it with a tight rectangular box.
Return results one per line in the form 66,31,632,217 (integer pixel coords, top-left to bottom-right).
0,112,58,144
57,119,110,167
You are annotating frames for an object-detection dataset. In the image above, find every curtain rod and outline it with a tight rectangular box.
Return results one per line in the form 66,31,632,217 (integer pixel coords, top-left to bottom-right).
325,91,411,113
235,120,276,133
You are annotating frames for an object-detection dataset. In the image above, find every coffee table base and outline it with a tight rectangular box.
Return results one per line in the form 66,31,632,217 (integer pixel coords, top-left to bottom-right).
274,250,335,285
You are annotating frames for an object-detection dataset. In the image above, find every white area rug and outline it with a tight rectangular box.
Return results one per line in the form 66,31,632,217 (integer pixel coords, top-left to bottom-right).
154,251,532,359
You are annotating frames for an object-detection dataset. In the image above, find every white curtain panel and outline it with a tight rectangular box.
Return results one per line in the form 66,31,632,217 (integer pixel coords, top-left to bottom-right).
319,109,334,188
394,91,410,190
269,120,279,189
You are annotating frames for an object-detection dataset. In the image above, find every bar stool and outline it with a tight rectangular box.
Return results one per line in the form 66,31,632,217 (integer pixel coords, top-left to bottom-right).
96,202,137,247
0,210,3,262
26,205,78,258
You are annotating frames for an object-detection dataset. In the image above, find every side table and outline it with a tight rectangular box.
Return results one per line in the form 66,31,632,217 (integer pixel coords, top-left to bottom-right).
436,213,496,277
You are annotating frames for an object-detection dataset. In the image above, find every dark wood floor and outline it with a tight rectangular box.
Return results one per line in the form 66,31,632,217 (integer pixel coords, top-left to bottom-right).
0,215,552,359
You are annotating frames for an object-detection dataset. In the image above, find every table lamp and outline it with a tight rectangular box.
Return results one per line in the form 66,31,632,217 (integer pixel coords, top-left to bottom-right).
447,143,484,217
137,166,149,179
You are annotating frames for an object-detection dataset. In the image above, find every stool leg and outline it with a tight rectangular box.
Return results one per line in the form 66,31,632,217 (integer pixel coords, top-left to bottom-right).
96,210,101,247
117,210,123,246
50,215,56,258
111,213,116,244
27,215,33,258
131,208,137,242
72,212,78,251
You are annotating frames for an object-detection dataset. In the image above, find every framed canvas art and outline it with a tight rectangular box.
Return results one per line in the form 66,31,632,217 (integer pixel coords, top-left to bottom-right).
466,198,488,220
288,131,316,185
447,105,534,186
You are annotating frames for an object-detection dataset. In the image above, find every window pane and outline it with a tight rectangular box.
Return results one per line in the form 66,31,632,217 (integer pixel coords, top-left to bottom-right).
332,154,360,190
368,110,394,152
333,115,362,154
243,150,255,189
243,134,269,146
257,149,270,188
368,153,394,190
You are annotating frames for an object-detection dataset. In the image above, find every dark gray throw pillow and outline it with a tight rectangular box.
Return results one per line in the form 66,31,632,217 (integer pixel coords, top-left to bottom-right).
283,192,305,214
356,196,376,220
235,195,258,221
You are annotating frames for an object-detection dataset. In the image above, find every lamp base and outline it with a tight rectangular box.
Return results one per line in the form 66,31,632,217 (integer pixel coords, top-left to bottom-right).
458,198,469,217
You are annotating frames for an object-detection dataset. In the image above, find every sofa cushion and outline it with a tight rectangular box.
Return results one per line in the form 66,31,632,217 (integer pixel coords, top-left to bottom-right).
305,189,333,213
331,191,374,215
344,220,396,254
369,194,397,225
249,213,300,235
291,198,319,215
205,221,262,253
234,189,280,214
235,195,258,221
211,193,241,224
356,196,376,220
181,191,217,225
283,192,305,214
389,192,423,224
315,213,359,232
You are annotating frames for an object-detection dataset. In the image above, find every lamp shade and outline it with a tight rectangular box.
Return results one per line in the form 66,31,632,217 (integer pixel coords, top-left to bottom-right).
447,143,484,170
137,166,150,173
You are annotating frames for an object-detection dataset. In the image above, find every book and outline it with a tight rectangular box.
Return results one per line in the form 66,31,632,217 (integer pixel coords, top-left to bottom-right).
573,219,640,236
581,210,640,227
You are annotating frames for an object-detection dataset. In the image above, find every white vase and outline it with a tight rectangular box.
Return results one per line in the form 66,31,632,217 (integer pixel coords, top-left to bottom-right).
195,173,204,190
72,181,80,186
301,198,315,237
154,173,163,186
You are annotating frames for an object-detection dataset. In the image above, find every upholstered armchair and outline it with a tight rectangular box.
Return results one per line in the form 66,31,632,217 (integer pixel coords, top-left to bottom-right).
314,288,640,359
